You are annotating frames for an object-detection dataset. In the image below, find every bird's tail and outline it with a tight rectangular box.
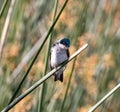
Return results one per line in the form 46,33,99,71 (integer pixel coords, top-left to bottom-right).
54,73,63,82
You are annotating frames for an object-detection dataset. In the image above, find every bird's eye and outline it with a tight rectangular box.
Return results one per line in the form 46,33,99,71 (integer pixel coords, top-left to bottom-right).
62,41,66,45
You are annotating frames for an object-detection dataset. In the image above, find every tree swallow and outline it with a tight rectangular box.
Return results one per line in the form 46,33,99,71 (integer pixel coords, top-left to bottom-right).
50,38,70,82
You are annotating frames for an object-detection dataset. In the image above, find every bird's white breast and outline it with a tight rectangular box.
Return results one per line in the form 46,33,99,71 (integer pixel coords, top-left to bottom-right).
51,44,68,68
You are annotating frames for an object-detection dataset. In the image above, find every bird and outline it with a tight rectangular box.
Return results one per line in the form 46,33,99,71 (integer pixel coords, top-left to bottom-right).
50,38,70,82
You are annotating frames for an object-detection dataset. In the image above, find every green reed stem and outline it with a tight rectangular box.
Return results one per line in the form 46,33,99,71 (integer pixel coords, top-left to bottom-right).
0,0,9,18
60,58,77,112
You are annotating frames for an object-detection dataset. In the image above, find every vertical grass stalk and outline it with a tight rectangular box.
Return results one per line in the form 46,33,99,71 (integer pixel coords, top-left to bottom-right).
60,58,76,112
8,0,69,104
0,0,9,18
38,0,59,112
0,0,16,59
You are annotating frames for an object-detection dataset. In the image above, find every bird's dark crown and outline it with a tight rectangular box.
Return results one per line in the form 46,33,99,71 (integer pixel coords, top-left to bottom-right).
60,38,70,47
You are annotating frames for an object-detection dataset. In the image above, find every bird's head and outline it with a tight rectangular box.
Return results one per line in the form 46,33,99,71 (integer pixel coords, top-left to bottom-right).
59,38,70,48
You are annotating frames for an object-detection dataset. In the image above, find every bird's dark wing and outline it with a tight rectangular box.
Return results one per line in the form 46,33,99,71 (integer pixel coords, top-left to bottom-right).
66,49,70,58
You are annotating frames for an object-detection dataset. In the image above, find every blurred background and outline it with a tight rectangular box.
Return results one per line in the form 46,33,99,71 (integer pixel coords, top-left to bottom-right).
0,0,120,112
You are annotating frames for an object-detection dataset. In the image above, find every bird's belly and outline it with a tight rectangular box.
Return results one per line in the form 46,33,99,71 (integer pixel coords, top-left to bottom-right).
51,52,68,67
